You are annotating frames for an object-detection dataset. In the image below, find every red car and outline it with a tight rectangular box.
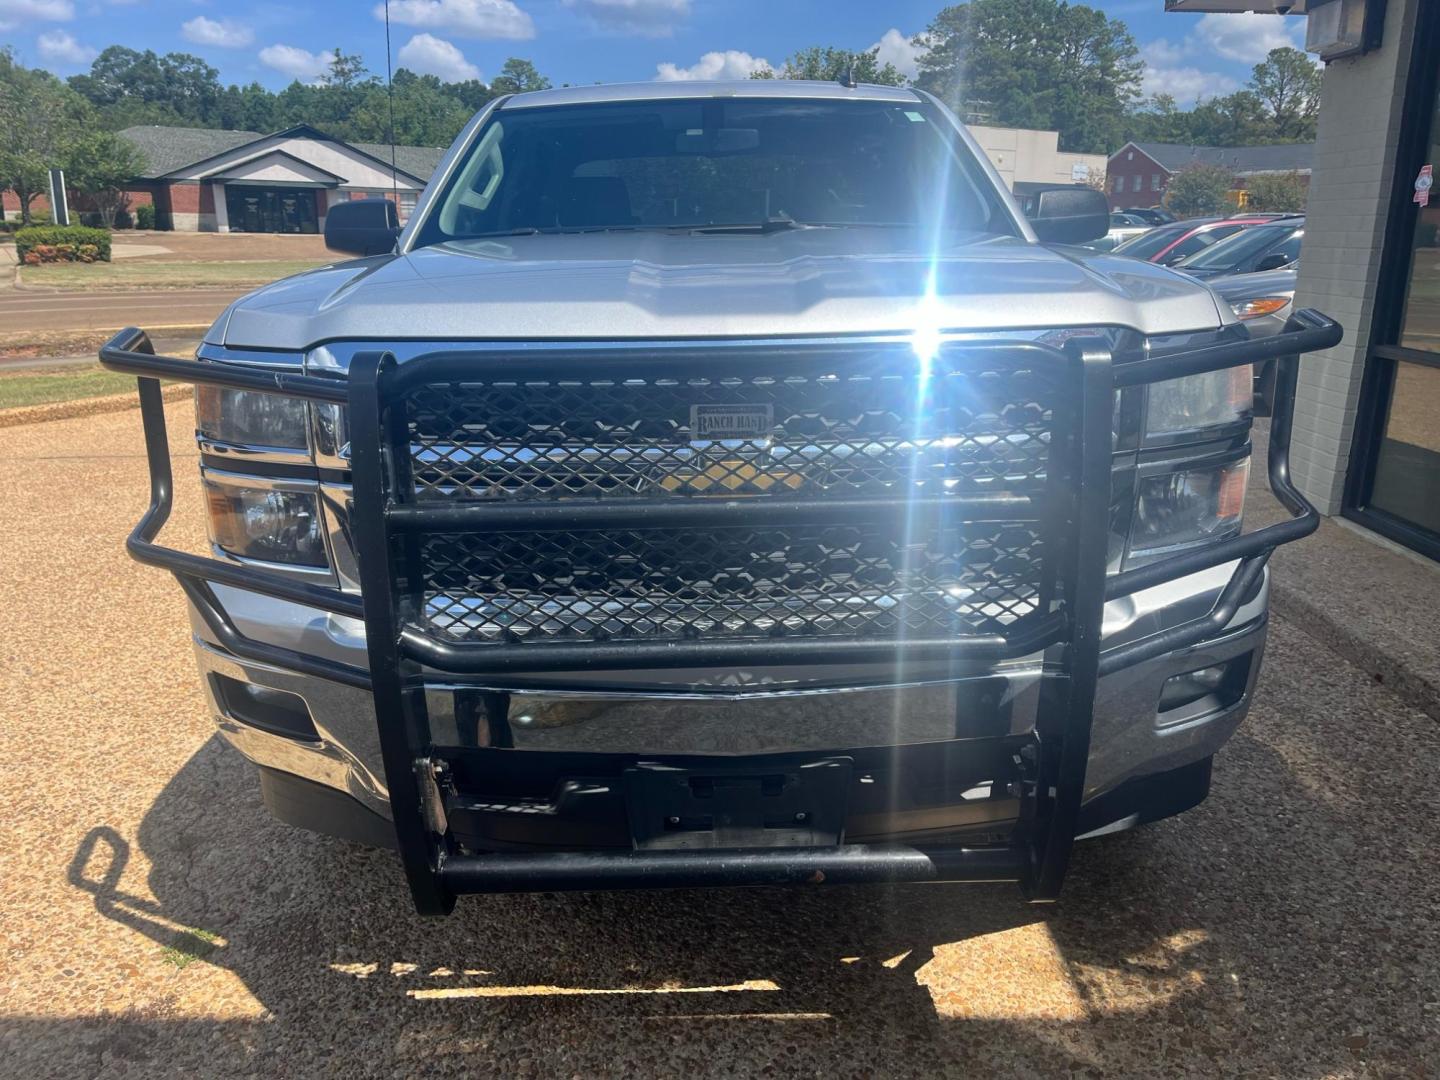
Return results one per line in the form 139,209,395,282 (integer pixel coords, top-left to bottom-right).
1112,214,1284,266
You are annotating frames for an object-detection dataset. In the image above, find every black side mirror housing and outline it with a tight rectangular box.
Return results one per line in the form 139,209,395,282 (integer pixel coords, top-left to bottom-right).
1026,186,1110,245
324,198,401,257
1255,252,1294,272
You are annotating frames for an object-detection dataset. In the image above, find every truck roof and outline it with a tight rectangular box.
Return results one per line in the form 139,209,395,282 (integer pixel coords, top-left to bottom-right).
498,79,925,111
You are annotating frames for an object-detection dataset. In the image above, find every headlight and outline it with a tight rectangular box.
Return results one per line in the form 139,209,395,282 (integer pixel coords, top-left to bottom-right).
1146,367,1251,439
203,474,327,567
1126,458,1248,567
196,386,309,451
1229,297,1290,320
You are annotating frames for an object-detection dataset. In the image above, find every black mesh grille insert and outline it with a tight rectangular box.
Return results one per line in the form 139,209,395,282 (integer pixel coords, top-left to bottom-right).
420,521,1047,644
398,346,1063,648
404,353,1055,501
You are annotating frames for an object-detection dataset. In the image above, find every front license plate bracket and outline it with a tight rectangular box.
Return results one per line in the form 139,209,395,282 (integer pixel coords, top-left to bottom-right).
624,758,853,850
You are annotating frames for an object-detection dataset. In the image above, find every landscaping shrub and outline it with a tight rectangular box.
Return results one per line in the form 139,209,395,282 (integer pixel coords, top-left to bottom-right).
135,203,156,230
14,226,111,263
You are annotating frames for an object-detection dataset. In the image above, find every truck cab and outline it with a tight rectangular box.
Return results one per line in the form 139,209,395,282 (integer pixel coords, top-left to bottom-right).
101,81,1339,914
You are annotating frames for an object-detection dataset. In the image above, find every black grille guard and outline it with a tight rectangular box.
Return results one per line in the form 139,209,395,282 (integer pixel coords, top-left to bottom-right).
100,310,1342,913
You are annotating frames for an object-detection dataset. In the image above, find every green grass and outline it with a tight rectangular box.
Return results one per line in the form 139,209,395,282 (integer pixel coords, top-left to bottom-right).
0,364,138,408
21,258,329,289
159,927,221,970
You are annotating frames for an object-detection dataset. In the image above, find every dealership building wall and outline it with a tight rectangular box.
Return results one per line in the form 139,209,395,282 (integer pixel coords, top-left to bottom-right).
1283,0,1440,562
966,125,1107,196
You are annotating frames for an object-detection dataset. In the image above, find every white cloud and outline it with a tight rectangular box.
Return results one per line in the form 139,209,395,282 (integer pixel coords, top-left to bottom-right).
377,0,533,40
0,0,73,30
1138,14,1301,107
259,43,339,80
181,16,254,48
36,28,95,65
870,27,923,81
1142,63,1240,107
1140,39,1241,106
655,49,771,81
561,0,688,37
1193,12,1303,65
397,32,481,82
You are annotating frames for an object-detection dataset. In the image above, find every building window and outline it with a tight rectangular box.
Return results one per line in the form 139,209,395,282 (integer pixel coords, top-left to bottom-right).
1151,174,1162,192
1113,175,1124,193
398,191,418,223
1132,175,1142,193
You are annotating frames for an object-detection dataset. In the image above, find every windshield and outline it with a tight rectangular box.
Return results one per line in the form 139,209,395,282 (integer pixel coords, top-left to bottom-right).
413,98,1010,246
1177,223,1299,271
1113,223,1189,260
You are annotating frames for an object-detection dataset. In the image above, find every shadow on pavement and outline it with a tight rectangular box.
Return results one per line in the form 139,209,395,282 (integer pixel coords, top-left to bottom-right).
16,622,1440,1076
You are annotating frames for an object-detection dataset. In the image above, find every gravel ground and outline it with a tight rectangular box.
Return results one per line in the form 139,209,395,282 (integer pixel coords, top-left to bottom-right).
2,403,1439,1078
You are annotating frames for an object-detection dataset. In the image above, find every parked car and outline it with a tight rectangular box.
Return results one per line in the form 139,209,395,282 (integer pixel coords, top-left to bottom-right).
98,79,1339,915
1084,222,1151,252
1173,218,1304,280
1112,215,1277,266
1109,211,1152,228
1208,266,1299,414
1120,207,1177,226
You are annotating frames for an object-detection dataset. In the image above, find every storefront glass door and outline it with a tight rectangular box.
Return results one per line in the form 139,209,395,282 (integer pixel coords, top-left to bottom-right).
224,186,319,234
1346,12,1440,559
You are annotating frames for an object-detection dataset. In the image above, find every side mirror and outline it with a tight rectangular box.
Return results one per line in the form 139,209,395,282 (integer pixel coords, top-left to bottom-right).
1255,252,1293,272
1027,186,1110,245
324,198,400,257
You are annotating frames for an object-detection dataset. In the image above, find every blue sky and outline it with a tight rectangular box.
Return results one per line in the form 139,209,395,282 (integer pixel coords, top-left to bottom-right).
2,0,1305,108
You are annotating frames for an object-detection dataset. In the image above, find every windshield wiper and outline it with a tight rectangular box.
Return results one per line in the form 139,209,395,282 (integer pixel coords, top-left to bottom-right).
689,214,809,235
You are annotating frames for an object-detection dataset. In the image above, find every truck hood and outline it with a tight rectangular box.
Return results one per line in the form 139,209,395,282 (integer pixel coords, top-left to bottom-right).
214,231,1226,350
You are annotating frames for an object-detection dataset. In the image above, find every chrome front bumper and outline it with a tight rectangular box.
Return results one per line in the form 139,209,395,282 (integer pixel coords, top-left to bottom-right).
191,560,1269,833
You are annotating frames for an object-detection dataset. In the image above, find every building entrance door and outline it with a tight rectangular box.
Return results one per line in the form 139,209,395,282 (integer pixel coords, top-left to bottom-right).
1345,5,1440,561
224,186,320,234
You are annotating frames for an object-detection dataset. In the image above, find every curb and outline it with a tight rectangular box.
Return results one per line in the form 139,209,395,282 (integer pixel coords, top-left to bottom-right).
1271,581,1440,723
0,382,191,429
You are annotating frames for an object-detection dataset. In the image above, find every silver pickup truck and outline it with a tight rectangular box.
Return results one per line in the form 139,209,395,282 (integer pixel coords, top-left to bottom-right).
101,80,1340,914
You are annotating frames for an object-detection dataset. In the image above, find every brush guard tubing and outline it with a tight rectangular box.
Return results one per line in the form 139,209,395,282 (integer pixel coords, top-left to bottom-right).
99,310,1343,912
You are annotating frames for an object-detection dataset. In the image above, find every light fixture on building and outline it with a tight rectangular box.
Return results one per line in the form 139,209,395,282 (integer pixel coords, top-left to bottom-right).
1305,0,1383,60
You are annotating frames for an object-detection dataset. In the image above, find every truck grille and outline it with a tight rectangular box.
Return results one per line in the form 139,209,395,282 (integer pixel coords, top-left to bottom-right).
398,345,1063,647
421,521,1046,643
404,353,1054,500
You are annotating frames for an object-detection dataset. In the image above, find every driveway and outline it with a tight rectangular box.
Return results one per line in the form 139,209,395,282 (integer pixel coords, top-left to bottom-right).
1,403,1437,1076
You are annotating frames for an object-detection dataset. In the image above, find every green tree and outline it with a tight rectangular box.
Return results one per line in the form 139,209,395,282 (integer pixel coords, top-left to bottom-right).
1124,93,1193,144
351,71,475,147
1187,90,1272,147
751,45,905,86
914,0,1142,154
216,82,280,133
68,47,221,127
320,49,372,91
1248,46,1321,141
1244,171,1307,213
0,52,88,224
1165,162,1234,217
64,128,147,226
490,58,550,95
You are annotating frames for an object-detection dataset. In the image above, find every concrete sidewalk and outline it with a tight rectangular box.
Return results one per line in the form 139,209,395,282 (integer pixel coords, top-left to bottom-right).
1252,420,1440,720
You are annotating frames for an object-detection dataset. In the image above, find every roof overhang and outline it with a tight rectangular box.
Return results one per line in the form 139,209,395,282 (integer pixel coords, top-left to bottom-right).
1164,1,1312,11
198,149,347,186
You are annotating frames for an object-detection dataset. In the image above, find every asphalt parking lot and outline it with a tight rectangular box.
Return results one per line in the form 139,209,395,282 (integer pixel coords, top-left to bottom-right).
2,401,1438,1077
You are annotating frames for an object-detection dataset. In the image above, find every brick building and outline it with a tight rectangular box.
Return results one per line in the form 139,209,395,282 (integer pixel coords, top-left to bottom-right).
1,124,444,232
1104,140,1313,210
